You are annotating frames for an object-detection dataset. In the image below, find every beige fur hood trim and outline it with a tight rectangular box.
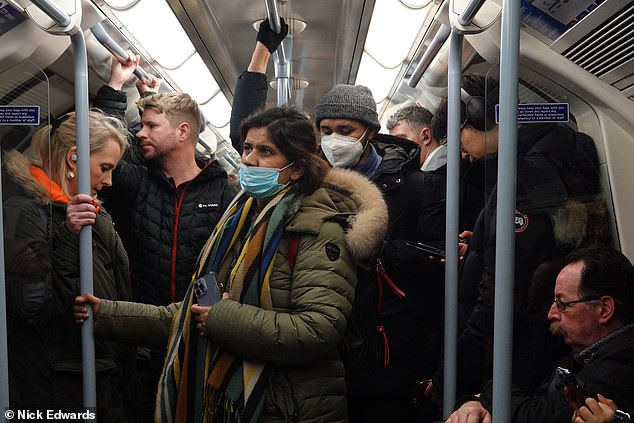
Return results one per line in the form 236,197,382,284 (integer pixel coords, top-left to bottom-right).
325,168,388,263
3,150,50,205
287,167,388,265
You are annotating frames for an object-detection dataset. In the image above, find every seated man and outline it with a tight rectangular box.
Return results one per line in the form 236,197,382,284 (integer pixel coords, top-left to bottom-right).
446,247,634,423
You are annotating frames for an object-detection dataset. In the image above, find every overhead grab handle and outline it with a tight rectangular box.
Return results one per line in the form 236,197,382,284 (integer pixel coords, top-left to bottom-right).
449,0,501,34
90,22,154,87
408,24,451,88
28,0,71,27
457,0,487,26
12,0,82,34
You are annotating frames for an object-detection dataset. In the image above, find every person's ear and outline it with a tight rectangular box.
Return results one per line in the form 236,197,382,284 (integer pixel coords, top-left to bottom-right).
366,128,377,142
289,162,306,182
597,295,616,324
420,128,432,145
177,122,191,142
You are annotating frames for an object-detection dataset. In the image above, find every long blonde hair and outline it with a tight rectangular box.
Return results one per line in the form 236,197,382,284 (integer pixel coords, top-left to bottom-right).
30,110,129,197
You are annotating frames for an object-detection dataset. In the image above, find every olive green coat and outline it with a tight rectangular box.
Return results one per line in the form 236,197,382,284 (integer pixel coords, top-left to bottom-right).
96,168,388,422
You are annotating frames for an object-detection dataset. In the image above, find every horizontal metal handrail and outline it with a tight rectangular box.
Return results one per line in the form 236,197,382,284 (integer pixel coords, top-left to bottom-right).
90,22,153,87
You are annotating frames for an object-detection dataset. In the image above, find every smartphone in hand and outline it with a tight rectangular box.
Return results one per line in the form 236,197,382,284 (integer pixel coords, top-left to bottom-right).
555,367,594,409
405,241,446,259
193,271,222,306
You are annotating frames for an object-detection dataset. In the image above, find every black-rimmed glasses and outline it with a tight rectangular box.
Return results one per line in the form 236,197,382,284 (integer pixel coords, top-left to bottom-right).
553,297,600,312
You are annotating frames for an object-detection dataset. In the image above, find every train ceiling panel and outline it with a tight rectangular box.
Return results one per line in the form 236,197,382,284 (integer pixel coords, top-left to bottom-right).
167,0,375,117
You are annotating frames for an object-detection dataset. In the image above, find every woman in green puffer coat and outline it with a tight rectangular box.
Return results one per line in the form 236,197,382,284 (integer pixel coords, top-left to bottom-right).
74,106,388,423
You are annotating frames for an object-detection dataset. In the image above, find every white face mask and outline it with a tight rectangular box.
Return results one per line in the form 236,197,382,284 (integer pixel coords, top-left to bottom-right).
320,128,369,168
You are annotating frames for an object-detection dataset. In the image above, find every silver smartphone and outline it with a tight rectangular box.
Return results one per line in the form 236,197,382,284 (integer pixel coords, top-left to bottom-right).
193,271,222,306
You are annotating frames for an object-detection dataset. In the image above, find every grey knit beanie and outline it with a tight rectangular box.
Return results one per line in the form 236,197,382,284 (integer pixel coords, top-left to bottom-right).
315,84,381,131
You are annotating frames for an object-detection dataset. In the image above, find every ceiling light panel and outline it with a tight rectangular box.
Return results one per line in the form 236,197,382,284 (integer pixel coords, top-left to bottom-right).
107,0,195,69
364,0,431,69
356,52,402,103
165,53,220,103
200,92,232,128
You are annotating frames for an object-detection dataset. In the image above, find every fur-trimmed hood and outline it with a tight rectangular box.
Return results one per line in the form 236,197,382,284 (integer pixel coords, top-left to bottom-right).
286,167,388,265
553,198,610,248
2,150,51,205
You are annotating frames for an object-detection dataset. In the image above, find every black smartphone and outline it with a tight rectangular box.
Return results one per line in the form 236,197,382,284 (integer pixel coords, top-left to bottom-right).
193,271,222,306
555,367,593,409
405,241,446,259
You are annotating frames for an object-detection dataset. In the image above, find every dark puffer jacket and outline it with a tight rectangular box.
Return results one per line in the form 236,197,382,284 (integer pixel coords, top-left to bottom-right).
442,123,609,397
94,86,238,305
2,151,137,421
354,135,443,393
101,157,237,305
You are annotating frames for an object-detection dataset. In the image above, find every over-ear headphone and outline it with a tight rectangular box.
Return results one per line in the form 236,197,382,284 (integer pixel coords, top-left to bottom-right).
70,153,77,162
460,88,496,132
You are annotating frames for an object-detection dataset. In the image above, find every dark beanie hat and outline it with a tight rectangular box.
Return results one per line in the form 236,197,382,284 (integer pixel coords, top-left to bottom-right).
315,84,381,131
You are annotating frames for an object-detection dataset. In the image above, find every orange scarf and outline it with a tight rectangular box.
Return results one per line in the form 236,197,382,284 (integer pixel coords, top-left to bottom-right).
29,165,70,203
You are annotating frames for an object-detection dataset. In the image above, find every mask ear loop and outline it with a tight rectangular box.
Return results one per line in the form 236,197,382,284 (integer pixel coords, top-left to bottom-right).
279,161,295,172
358,127,371,153
278,161,296,187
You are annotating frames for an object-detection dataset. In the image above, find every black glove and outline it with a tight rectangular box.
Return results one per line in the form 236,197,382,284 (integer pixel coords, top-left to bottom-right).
257,17,289,54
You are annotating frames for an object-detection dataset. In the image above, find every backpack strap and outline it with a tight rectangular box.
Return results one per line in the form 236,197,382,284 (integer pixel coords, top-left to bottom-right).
288,233,300,272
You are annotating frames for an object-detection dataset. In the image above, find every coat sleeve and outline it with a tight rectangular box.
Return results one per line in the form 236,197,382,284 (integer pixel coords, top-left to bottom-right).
478,378,574,423
94,299,180,349
229,71,268,154
205,221,357,364
3,203,55,328
53,211,132,312
92,85,128,120
53,218,82,315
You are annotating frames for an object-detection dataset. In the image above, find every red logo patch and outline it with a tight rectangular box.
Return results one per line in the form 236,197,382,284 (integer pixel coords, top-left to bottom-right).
514,210,529,233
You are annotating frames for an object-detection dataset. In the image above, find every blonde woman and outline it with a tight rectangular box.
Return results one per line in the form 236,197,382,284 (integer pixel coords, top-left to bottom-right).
3,111,137,421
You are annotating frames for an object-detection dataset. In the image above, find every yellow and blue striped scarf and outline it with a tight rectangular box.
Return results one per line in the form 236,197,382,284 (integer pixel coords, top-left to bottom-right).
157,187,300,422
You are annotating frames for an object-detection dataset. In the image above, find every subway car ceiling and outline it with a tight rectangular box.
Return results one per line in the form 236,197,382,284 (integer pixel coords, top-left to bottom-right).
1,0,633,253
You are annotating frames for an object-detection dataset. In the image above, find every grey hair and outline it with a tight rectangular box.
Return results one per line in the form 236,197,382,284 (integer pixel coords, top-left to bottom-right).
386,104,433,133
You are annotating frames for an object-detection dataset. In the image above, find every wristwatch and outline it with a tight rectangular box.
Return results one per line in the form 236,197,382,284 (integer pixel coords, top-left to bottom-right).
615,409,631,423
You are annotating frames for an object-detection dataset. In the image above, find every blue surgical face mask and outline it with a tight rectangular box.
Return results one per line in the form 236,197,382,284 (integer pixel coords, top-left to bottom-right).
238,162,294,199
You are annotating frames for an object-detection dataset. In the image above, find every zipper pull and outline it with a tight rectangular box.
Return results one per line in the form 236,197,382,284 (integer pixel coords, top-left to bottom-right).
377,325,390,368
376,259,406,299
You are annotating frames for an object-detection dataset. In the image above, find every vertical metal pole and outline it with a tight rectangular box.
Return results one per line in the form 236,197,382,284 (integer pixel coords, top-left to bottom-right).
265,0,290,105
71,29,97,414
492,0,520,422
0,175,9,420
443,29,464,420
274,44,291,106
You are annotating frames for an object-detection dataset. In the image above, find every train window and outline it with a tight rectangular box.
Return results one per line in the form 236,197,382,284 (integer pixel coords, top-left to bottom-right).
2,61,61,411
